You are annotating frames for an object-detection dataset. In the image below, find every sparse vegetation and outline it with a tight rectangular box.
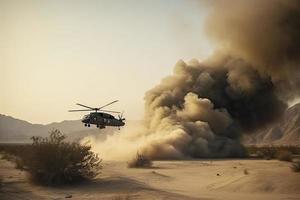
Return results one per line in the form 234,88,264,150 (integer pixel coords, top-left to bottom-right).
244,169,249,175
1,152,15,161
14,157,24,170
0,143,32,160
245,145,300,160
291,160,300,172
277,150,293,162
112,195,131,200
127,152,152,168
0,129,102,185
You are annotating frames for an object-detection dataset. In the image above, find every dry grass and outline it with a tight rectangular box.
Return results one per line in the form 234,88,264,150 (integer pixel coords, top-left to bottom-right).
291,160,300,172
112,195,131,200
127,153,152,168
0,152,24,170
246,145,300,159
1,152,14,161
277,150,293,162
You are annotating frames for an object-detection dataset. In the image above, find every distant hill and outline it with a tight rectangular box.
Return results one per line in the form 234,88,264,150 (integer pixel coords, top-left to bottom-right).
0,114,127,142
2,103,299,145
243,103,300,145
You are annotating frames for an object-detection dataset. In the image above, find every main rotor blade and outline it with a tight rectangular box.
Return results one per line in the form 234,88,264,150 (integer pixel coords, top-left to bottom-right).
100,109,121,113
76,103,95,110
98,100,118,110
68,109,92,112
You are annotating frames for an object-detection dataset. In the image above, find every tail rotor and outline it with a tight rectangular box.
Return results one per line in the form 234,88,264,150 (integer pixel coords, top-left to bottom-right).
118,111,125,121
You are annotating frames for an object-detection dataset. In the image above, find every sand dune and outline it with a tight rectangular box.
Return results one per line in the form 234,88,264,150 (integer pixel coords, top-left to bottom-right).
1,158,299,200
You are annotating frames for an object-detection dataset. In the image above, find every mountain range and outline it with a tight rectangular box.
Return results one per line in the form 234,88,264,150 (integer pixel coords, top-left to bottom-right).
1,104,299,145
0,115,116,142
242,103,300,145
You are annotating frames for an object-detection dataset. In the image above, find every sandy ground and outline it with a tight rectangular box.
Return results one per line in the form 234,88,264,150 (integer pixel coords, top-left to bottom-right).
0,158,299,200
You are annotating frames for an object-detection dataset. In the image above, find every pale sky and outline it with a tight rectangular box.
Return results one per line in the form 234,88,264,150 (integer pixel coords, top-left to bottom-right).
0,0,214,124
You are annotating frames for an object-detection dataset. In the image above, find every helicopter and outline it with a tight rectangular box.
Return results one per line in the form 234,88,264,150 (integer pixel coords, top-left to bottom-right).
69,100,125,129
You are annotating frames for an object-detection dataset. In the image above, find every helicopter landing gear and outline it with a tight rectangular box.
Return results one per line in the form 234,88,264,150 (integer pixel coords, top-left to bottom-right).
96,124,104,129
84,123,87,127
87,124,90,127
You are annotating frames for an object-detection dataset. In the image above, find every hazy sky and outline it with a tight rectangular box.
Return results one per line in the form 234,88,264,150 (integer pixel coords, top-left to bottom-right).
0,0,214,124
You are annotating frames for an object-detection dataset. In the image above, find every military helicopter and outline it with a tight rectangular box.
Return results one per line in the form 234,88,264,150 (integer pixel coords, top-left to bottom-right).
69,100,125,129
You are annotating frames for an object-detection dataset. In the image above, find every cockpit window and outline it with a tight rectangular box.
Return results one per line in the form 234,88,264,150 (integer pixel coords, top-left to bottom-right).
101,113,114,119
83,115,89,120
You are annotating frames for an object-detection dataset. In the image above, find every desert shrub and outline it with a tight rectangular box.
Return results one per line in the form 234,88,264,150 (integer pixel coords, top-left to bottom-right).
18,129,102,185
0,144,32,161
246,145,300,159
261,148,277,159
291,160,300,172
112,195,131,200
246,146,277,159
127,153,152,168
1,152,15,161
1,145,29,170
14,157,25,170
277,150,293,162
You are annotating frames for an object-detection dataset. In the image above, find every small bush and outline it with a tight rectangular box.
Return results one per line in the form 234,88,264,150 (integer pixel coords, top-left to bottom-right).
18,129,102,185
262,148,277,160
291,160,300,172
1,152,15,162
244,169,249,175
127,153,152,168
14,157,25,170
277,151,293,162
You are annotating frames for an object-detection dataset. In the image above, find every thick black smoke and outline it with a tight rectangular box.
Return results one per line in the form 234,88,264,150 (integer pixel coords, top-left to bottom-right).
206,0,300,100
143,56,286,158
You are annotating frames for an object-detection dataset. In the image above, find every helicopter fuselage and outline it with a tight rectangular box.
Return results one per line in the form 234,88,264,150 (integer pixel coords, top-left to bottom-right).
82,112,125,129
69,101,125,129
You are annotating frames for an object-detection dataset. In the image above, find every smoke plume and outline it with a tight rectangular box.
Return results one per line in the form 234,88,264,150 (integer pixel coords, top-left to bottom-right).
86,0,300,160
206,0,300,99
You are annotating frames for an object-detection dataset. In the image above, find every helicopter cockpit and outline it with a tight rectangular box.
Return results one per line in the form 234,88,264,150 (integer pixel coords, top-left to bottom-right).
83,114,90,120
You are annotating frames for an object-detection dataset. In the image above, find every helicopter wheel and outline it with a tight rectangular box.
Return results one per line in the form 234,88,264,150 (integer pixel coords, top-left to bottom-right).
96,124,99,128
87,124,90,127
84,123,87,127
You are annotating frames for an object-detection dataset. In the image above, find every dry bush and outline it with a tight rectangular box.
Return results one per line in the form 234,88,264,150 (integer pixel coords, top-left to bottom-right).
127,153,152,168
18,129,102,185
1,152,15,162
277,150,293,162
0,176,3,190
14,157,25,170
1,147,27,170
246,145,300,159
261,148,277,160
291,160,300,172
112,195,131,200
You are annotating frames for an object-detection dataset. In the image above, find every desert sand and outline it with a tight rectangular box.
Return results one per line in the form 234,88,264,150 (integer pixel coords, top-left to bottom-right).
1,158,299,200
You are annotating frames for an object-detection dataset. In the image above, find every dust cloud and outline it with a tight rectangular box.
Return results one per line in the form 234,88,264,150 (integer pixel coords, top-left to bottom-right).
83,0,300,160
